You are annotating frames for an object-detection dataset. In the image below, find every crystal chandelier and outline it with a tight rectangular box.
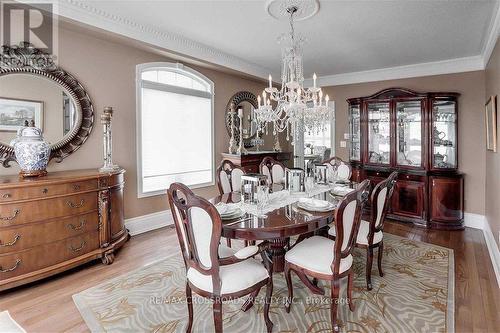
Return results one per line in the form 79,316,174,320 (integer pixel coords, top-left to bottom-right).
254,5,333,144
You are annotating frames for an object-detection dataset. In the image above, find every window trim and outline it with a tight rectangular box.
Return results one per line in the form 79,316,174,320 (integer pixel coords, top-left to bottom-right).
136,62,215,198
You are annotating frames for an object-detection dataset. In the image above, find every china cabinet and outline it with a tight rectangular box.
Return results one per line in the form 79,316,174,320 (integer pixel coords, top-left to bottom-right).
348,88,463,229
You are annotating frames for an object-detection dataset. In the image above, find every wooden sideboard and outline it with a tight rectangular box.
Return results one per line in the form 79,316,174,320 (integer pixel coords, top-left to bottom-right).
0,169,128,291
221,151,292,173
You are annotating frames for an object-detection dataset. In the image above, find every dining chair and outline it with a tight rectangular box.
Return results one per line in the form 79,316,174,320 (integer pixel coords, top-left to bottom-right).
216,159,245,195
322,156,352,181
283,179,370,332
330,171,398,290
167,183,274,333
259,156,286,184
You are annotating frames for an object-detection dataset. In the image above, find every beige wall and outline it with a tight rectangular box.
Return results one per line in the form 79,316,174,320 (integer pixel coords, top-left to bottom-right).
485,36,500,248
0,20,490,221
322,71,486,215
0,23,279,219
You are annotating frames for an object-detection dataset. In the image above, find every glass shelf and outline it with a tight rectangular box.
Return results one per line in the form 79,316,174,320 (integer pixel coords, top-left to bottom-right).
349,105,361,161
432,100,457,169
367,102,390,164
396,100,423,167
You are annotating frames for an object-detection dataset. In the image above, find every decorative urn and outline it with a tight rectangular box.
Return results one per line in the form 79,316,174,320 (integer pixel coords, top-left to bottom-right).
13,126,50,177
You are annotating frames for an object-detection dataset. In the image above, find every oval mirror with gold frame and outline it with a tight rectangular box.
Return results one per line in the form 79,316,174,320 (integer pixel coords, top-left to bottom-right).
0,42,94,168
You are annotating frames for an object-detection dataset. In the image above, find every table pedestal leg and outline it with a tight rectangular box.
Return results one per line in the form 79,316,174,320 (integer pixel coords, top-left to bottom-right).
268,237,289,273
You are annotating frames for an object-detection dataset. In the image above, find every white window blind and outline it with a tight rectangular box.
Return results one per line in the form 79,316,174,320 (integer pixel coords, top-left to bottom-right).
137,63,214,197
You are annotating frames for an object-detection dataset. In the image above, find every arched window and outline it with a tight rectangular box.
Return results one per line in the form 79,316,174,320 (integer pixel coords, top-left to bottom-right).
136,62,214,197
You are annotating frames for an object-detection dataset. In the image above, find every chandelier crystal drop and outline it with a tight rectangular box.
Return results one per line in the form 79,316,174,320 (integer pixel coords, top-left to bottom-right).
254,5,334,144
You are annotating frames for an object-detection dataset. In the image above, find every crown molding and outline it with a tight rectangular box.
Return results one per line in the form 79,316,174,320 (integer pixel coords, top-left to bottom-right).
304,55,484,87
52,0,275,80
24,0,498,86
482,0,500,67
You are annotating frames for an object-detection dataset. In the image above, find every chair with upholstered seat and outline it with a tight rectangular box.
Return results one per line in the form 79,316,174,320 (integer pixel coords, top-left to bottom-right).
283,180,370,332
167,183,274,333
322,156,352,182
328,172,397,290
216,160,245,194
259,156,286,185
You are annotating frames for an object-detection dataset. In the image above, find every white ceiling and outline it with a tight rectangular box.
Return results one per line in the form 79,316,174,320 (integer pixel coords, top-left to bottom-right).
56,0,500,83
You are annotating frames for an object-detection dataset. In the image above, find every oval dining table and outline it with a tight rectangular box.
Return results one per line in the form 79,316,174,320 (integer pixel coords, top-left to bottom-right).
210,189,342,274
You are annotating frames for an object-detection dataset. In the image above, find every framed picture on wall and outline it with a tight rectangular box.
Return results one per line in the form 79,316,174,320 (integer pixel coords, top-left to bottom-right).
0,97,44,132
485,95,497,152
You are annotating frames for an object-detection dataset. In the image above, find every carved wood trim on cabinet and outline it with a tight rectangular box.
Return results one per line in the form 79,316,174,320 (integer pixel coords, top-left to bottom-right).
0,169,129,291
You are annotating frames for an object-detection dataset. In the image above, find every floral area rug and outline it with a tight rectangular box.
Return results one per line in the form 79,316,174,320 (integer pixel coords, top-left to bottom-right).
73,233,454,332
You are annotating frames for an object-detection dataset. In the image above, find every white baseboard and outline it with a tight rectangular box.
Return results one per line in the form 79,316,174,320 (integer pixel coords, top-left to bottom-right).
463,213,500,288
483,218,500,288
464,212,486,229
125,210,172,236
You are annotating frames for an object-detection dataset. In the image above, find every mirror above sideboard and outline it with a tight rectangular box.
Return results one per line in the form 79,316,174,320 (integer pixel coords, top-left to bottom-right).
0,74,78,145
0,42,94,167
225,91,259,148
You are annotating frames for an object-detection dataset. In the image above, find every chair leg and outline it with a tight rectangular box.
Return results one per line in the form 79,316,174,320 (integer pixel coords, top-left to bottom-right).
226,238,232,248
347,270,355,312
330,278,340,333
377,242,384,277
366,247,374,291
186,283,193,333
284,264,293,313
213,298,223,333
264,278,274,333
241,287,261,312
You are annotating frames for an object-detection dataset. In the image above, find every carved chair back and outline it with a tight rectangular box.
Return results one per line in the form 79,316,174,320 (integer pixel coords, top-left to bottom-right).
259,156,286,184
167,183,224,295
331,179,370,274
216,160,245,194
367,171,398,242
322,156,352,181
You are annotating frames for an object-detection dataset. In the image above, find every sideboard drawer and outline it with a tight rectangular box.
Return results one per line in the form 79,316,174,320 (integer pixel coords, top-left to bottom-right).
0,179,98,203
0,231,99,281
0,212,99,255
0,192,98,226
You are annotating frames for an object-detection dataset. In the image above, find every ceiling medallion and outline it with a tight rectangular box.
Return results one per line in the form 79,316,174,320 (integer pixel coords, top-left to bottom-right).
266,0,320,21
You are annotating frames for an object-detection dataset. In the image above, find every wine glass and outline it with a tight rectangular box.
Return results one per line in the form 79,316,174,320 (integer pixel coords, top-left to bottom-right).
256,185,269,218
305,176,315,197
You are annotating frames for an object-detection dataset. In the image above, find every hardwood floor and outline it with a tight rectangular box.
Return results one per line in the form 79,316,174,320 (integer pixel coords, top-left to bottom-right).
0,221,499,333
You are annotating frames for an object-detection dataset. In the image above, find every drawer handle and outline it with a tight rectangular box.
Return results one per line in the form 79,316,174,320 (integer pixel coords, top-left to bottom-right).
66,199,85,208
42,188,48,194
0,209,20,221
72,184,81,191
67,220,86,231
0,234,20,247
2,193,11,199
69,240,86,252
0,259,21,273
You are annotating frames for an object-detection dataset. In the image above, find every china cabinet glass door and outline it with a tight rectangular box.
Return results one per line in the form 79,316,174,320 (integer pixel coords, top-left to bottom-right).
396,100,423,167
367,102,391,165
349,104,361,161
432,99,457,169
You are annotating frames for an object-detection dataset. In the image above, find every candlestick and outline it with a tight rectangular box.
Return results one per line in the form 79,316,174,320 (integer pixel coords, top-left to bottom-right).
268,75,272,89
236,106,247,155
99,106,121,173
228,106,237,154
313,73,317,88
